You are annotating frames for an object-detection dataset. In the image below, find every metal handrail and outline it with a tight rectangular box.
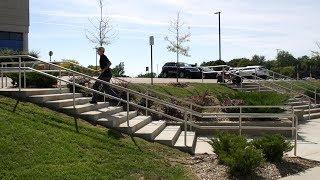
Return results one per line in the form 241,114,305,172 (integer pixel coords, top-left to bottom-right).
267,69,319,89
0,58,298,155
55,60,204,109
264,69,319,102
235,69,317,102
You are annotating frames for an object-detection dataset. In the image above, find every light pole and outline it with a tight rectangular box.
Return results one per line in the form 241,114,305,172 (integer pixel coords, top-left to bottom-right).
94,47,98,70
149,36,154,85
214,11,222,61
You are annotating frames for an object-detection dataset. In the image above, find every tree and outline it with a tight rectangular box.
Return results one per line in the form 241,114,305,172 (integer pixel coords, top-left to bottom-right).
276,51,297,67
85,0,117,47
201,60,226,67
164,11,191,82
251,55,266,66
112,62,126,77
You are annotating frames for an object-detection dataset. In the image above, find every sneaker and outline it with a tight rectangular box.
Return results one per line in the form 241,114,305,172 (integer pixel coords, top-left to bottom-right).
89,101,97,104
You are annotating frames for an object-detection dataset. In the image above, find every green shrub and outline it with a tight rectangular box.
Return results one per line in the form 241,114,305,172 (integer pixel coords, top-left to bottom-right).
223,146,264,176
252,134,293,162
67,76,92,97
210,133,264,176
7,72,57,88
231,92,290,113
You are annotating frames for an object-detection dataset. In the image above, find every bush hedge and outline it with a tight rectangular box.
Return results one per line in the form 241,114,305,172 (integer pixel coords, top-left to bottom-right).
8,72,57,88
252,134,293,162
211,133,294,176
210,133,264,176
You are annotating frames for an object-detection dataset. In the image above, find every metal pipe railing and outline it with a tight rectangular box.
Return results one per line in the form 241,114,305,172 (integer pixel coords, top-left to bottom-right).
0,56,299,152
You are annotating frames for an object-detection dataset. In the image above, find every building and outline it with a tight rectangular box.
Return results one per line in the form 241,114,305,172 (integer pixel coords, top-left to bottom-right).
0,0,29,52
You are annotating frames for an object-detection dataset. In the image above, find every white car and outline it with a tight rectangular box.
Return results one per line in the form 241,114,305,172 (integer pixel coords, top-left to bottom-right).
230,66,269,79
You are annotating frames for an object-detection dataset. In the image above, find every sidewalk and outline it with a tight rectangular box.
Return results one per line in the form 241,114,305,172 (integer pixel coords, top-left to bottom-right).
281,167,320,180
283,118,320,179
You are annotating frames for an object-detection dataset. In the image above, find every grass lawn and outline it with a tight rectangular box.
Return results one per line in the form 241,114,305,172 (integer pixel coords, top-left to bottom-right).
0,96,195,179
130,83,290,106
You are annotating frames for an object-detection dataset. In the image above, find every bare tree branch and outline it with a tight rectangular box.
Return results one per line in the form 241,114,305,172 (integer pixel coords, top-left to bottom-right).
85,0,117,47
164,11,191,58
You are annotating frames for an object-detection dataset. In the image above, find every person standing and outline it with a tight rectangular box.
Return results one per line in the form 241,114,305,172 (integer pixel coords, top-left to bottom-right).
90,47,117,104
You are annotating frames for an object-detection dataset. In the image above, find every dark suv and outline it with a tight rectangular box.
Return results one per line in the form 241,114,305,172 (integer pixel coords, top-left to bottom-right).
160,62,201,78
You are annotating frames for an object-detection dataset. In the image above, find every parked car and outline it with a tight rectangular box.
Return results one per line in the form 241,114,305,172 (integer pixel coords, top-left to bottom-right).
199,66,229,79
160,62,202,78
230,66,269,79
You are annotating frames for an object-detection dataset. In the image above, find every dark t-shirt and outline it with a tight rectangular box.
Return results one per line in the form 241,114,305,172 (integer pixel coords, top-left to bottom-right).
100,54,112,76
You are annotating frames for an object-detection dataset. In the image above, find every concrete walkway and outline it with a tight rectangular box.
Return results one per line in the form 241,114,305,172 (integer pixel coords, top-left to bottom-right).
283,118,320,179
281,167,320,180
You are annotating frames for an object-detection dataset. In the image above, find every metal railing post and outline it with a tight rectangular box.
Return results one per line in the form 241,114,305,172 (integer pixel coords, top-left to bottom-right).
258,78,261,92
291,106,295,138
126,91,130,127
145,91,148,116
239,107,242,135
222,67,225,83
73,73,76,109
202,71,204,83
23,61,26,88
315,90,317,104
18,57,22,92
184,111,187,147
5,63,8,87
59,69,62,92
308,99,311,121
1,62,3,88
294,115,298,156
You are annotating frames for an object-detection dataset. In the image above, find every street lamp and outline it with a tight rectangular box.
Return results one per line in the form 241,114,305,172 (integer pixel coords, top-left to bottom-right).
214,11,222,61
149,36,154,85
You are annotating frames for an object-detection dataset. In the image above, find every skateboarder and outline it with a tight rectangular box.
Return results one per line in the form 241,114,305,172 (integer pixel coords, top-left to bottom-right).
90,47,118,104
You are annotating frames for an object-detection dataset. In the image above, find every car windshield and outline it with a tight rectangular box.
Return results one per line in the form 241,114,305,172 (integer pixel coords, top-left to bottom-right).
179,63,191,67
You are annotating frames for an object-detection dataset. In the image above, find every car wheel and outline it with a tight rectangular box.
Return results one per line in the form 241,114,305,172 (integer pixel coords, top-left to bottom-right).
163,72,168,78
179,72,185,78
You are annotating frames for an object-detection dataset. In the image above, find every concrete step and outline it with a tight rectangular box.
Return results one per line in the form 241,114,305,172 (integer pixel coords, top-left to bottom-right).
174,131,197,153
97,111,137,127
304,112,320,120
118,116,152,134
63,102,110,114
154,126,182,147
23,88,69,96
298,108,320,115
46,97,91,109
293,104,319,110
134,121,166,140
287,101,310,106
29,93,82,103
81,106,123,122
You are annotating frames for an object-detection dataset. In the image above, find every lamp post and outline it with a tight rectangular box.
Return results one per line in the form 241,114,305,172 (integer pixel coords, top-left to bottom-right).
214,11,222,61
149,36,154,85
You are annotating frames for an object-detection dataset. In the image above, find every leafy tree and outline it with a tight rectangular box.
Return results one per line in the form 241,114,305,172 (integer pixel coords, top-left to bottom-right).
164,11,191,82
276,51,297,67
112,62,126,77
251,55,266,66
137,73,157,78
201,60,226,67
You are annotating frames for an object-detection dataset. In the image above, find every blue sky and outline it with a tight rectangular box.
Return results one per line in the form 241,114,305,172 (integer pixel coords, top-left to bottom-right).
30,0,320,76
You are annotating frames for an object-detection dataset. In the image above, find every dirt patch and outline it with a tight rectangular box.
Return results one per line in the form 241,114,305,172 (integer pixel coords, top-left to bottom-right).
175,154,320,180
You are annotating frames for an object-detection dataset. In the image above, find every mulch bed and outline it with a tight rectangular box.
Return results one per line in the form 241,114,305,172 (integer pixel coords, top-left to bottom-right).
171,154,320,180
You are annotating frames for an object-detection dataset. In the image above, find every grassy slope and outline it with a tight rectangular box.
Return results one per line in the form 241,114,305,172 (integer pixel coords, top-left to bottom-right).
0,96,193,179
131,83,289,106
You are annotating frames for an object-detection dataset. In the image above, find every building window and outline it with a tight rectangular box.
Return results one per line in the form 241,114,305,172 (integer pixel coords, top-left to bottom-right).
0,31,23,51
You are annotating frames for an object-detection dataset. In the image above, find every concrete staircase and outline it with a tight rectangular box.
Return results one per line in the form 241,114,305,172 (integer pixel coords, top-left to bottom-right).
227,82,320,122
227,82,273,92
287,98,320,121
0,88,197,154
